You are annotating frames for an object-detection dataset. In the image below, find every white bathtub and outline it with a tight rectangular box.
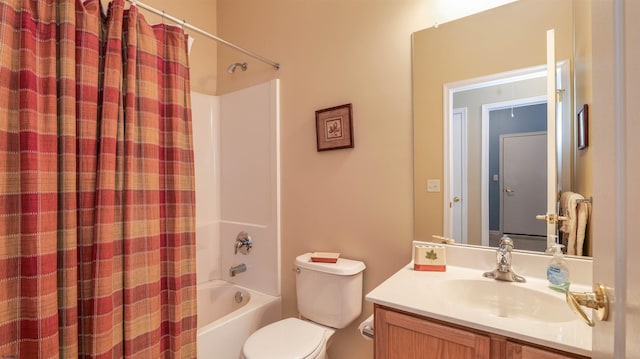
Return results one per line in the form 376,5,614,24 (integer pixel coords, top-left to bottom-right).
197,280,281,359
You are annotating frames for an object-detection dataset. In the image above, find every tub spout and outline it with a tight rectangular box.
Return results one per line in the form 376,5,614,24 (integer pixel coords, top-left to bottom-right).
230,263,247,277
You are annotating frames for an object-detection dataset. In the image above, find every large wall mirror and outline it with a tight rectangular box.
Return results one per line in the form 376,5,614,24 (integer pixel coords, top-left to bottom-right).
413,0,593,256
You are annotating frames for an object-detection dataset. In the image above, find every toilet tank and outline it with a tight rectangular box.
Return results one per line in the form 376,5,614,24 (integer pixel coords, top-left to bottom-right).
294,253,366,329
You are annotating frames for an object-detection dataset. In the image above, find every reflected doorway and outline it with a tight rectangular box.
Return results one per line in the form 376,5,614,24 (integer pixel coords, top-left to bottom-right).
487,102,548,252
444,63,570,250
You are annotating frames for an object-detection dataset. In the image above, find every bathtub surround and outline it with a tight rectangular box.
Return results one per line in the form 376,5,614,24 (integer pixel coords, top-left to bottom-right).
219,80,281,297
0,1,196,357
192,81,281,357
192,80,281,296
192,92,223,282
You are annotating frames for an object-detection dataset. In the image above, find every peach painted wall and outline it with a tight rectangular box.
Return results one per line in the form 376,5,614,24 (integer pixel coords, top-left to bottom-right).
213,1,513,358
191,81,281,298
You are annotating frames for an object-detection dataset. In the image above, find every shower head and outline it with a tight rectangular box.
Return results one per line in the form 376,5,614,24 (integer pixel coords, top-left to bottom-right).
227,62,248,74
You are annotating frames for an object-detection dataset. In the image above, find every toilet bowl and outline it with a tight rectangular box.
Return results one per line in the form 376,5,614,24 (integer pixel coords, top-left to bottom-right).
241,318,335,359
240,253,365,359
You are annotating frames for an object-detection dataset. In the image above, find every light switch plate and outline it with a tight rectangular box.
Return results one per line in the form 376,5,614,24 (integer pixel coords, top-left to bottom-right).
427,179,440,192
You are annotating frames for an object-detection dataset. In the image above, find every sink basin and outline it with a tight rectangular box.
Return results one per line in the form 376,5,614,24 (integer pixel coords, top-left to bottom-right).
439,279,576,323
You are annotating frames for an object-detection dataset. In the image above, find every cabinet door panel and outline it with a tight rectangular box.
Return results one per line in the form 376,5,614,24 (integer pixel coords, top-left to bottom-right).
375,307,490,359
506,341,582,359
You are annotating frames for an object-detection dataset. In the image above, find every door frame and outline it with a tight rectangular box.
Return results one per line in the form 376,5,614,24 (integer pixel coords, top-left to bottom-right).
590,0,632,355
450,107,468,244
480,96,547,245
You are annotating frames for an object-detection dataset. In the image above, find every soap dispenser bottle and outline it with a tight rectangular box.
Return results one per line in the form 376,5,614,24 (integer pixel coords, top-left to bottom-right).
546,244,570,292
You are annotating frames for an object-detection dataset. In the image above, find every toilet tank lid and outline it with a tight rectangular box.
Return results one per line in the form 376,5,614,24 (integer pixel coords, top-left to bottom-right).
295,253,366,275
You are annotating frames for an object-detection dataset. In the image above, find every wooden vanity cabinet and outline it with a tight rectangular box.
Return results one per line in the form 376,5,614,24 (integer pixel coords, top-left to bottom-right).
505,342,583,359
374,305,589,359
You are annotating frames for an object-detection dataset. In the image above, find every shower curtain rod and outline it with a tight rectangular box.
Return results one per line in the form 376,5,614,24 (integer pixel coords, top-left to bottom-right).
125,0,281,70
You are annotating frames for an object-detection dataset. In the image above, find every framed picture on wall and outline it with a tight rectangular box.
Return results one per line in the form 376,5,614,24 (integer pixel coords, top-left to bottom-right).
577,104,589,150
315,103,354,151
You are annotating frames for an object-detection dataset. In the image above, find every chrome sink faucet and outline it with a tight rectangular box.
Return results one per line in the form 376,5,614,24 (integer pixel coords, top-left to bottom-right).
483,236,526,282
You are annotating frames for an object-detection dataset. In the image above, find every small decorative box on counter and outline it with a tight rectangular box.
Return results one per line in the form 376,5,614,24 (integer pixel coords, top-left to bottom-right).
413,245,446,272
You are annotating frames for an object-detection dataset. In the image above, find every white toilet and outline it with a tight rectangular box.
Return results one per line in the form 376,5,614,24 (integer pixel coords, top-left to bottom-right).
241,253,366,359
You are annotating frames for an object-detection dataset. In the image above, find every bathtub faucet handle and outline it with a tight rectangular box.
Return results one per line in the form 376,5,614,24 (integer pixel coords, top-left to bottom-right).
235,231,253,255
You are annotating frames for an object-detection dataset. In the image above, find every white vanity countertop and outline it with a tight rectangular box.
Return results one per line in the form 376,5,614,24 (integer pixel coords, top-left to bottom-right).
365,242,593,357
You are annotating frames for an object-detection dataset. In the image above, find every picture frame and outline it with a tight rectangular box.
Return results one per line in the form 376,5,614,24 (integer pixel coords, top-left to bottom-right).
577,104,589,150
315,103,354,151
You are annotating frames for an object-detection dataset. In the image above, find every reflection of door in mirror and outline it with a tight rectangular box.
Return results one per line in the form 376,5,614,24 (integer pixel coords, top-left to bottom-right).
450,108,467,244
491,103,548,252
500,131,547,250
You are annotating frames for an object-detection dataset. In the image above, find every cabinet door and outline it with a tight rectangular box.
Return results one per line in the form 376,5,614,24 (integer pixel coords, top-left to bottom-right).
375,307,490,359
506,341,585,359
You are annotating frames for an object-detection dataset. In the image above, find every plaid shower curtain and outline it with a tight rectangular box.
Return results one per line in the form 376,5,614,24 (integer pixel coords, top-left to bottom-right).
0,0,197,357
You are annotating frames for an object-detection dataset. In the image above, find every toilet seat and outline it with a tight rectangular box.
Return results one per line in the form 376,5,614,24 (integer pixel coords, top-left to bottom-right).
242,318,326,359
